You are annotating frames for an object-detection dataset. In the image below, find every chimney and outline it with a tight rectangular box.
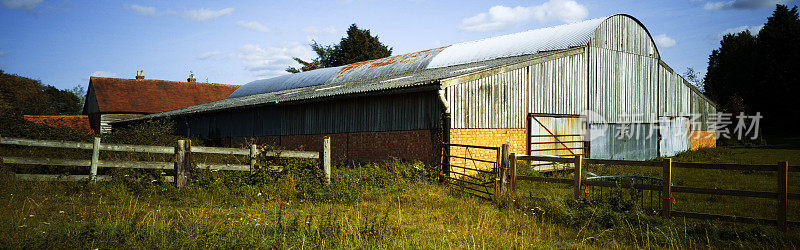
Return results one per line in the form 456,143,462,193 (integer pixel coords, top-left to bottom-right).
187,73,196,83
135,70,145,79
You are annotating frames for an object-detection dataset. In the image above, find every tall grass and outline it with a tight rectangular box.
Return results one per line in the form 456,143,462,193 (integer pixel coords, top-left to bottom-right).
1,117,798,248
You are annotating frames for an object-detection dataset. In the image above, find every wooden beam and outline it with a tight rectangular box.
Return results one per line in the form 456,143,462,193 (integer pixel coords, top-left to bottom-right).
778,161,788,232
574,155,583,200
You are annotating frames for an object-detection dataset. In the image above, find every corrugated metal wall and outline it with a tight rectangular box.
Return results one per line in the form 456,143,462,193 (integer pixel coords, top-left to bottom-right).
284,91,441,134
588,15,660,124
446,66,527,128
589,15,658,58
588,47,659,123
658,63,692,117
446,49,587,129
180,91,441,138
658,61,716,131
658,117,690,156
528,52,587,115
588,124,658,160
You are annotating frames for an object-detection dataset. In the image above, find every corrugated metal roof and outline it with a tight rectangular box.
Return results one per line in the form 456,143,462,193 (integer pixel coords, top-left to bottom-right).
329,46,448,83
117,53,547,123
227,16,611,99
427,17,606,68
228,66,343,98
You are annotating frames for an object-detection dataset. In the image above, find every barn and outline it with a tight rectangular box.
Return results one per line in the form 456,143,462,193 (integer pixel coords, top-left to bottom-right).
83,72,240,134
114,14,717,166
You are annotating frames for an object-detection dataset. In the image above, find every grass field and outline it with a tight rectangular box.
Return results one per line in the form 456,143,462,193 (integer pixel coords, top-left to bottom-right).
1,146,799,248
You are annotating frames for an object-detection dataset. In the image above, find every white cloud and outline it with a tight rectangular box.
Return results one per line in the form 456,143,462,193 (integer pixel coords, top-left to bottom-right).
196,51,222,60
713,25,764,39
182,7,234,21
1,0,43,9
90,71,117,78
459,0,588,32
704,0,792,10
236,21,271,33
301,26,337,35
654,34,677,48
237,43,316,79
124,4,158,16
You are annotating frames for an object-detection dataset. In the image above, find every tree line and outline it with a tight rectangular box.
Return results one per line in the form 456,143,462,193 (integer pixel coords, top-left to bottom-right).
0,69,84,117
703,4,800,136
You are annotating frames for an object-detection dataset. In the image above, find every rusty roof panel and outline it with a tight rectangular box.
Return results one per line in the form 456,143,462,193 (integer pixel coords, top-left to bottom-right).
328,46,448,84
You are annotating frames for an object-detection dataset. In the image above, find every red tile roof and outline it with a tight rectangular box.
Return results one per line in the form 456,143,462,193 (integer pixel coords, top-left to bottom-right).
89,77,240,114
23,115,92,131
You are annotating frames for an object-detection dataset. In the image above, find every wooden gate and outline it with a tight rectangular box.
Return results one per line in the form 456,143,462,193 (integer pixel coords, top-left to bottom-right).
527,114,589,171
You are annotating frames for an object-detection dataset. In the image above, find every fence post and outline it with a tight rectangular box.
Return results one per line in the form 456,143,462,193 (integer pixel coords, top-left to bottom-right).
509,153,517,198
498,144,510,198
777,161,788,232
574,155,583,200
175,140,192,188
322,136,331,185
249,144,258,174
90,137,100,181
441,112,451,181
662,158,673,219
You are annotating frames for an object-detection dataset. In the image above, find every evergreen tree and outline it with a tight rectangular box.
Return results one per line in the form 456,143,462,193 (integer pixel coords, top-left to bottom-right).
287,24,392,73
332,24,392,66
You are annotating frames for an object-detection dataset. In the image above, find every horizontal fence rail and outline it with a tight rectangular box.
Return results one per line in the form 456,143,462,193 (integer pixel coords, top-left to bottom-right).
0,136,329,188
509,154,798,232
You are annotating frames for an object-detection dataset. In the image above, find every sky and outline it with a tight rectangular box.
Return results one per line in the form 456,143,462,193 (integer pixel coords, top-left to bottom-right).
0,0,797,90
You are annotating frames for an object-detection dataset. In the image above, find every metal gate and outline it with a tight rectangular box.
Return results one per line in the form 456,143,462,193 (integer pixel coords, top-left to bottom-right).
442,143,501,200
527,114,589,171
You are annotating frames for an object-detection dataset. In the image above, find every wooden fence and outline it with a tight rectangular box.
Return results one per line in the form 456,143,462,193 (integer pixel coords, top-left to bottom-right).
0,136,332,188
507,154,799,232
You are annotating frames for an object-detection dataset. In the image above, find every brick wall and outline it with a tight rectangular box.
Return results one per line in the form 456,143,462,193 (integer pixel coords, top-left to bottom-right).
448,128,527,171
228,129,439,165
690,130,717,150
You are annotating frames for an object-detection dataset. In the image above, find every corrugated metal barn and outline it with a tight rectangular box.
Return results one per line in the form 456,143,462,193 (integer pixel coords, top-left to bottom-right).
115,14,717,165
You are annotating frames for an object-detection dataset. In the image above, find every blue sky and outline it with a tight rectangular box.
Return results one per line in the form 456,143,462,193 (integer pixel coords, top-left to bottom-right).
0,0,796,90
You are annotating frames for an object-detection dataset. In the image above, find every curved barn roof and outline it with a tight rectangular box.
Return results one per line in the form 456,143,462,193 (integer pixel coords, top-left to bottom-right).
120,14,663,123
228,15,640,99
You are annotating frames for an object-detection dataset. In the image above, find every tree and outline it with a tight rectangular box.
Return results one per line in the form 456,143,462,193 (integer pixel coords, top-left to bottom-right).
0,69,82,116
756,4,800,133
703,31,758,114
703,4,800,135
287,24,393,73
683,67,704,92
69,84,87,111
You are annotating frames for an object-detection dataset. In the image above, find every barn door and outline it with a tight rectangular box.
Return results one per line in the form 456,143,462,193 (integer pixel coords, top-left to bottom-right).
527,114,589,171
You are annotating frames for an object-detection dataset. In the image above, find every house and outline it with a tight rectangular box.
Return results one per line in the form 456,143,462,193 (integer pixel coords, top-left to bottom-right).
113,14,717,166
82,71,240,133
